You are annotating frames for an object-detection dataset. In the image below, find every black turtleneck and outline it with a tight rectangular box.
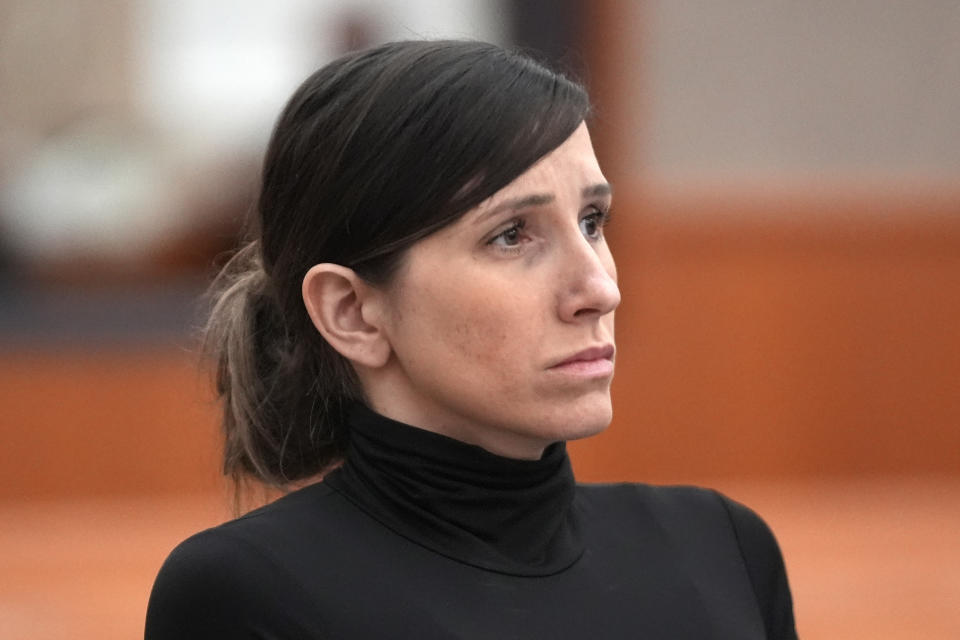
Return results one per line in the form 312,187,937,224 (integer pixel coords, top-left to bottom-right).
146,405,797,639
325,403,582,575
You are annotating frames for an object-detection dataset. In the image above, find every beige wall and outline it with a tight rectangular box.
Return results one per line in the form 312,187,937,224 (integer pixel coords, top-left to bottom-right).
634,1,960,181
0,0,132,175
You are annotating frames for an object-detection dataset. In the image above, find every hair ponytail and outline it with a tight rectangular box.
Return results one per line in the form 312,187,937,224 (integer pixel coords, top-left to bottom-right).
203,240,356,489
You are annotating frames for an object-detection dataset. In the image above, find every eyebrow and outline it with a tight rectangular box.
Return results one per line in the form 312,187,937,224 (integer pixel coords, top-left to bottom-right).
474,182,613,226
583,183,613,199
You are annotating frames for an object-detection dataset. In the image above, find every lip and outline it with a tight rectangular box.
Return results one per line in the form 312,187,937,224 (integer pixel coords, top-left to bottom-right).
548,344,615,377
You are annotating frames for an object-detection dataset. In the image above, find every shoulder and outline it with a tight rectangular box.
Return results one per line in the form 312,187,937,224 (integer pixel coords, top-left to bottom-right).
576,481,727,524
145,527,297,638
577,482,773,540
709,491,798,640
577,483,798,640
145,482,341,639
576,483,748,558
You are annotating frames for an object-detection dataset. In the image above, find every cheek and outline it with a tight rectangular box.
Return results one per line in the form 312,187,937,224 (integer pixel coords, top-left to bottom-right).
446,297,520,366
415,279,534,374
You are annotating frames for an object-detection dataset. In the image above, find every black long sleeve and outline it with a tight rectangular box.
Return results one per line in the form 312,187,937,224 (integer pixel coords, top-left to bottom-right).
720,494,798,640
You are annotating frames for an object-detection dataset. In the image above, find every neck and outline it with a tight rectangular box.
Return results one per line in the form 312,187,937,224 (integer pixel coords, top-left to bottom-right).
322,403,584,576
361,374,553,460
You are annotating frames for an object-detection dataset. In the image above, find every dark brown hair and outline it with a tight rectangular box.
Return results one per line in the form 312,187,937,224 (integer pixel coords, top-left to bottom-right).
205,40,590,488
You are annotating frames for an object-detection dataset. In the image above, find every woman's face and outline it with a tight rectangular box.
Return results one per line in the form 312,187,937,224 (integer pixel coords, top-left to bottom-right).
367,122,619,459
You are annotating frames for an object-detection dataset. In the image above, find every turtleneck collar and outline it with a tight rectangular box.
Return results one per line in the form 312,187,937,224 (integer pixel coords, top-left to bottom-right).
322,403,584,577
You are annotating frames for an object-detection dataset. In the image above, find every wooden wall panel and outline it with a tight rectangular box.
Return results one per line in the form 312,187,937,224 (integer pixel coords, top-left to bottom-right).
0,348,223,500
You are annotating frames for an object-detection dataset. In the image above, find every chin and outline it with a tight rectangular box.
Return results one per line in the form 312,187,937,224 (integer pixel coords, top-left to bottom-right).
563,415,612,442
544,397,613,442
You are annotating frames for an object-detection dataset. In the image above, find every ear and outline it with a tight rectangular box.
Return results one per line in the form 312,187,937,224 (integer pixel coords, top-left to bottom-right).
302,264,392,369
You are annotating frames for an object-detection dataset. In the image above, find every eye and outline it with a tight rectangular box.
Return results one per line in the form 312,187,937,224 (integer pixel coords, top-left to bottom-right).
488,218,527,248
579,207,609,240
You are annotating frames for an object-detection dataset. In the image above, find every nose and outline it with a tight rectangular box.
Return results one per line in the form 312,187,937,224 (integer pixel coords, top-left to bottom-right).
556,237,620,323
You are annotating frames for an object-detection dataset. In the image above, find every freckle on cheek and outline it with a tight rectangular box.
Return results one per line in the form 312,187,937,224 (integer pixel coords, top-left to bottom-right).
447,320,494,363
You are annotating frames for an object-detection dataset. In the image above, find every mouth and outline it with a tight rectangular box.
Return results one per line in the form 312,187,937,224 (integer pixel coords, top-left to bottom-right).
548,344,616,377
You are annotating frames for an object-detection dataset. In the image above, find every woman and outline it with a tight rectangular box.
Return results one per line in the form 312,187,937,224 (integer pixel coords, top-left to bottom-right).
146,40,797,639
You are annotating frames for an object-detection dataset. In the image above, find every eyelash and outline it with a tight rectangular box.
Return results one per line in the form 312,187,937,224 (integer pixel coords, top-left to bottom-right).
581,206,612,239
486,205,612,252
487,218,528,251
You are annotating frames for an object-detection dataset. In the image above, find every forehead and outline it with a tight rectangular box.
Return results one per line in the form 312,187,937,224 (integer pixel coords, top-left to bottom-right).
482,122,604,204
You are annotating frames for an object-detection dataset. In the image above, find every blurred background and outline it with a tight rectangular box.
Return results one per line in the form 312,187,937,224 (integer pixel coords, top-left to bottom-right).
1,1,958,638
